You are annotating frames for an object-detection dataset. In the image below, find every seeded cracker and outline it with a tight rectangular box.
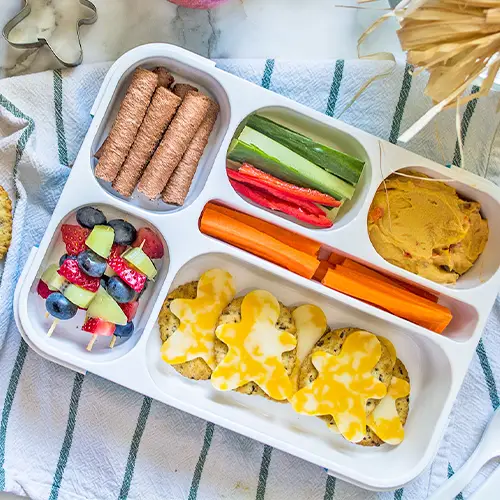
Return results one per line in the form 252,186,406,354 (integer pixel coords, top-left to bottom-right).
172,83,198,99
138,91,212,199
95,68,158,183
162,100,219,205
153,67,174,88
112,87,182,197
0,186,12,260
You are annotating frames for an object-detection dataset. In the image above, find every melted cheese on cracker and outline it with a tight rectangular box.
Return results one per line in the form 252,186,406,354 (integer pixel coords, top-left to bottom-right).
290,304,327,394
367,376,410,445
290,331,387,443
211,290,297,400
161,269,235,369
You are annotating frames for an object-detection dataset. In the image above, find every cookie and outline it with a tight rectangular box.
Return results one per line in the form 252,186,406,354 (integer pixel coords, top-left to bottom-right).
214,296,297,401
298,328,394,427
0,186,12,260
358,358,411,447
158,281,212,380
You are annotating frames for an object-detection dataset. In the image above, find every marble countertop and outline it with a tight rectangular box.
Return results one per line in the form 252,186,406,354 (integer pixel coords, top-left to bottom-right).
0,0,403,78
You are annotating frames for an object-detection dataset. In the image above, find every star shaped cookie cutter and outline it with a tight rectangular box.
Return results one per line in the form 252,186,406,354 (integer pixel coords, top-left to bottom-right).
3,0,98,67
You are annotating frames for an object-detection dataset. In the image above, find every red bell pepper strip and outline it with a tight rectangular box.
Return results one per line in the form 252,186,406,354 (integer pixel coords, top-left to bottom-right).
227,168,325,216
229,179,333,228
238,163,342,207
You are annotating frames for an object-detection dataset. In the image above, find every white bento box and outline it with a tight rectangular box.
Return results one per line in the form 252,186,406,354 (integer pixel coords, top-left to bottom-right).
13,43,500,492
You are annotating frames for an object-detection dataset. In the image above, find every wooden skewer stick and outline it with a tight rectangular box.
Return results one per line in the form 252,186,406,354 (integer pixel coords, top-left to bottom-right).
109,335,117,348
47,319,59,337
139,240,145,250
86,334,98,352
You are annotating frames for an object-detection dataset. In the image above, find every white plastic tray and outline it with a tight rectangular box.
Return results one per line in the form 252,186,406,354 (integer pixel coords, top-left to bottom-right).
14,43,500,491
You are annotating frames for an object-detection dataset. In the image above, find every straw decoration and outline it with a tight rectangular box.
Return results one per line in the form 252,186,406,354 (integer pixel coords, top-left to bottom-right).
349,0,500,142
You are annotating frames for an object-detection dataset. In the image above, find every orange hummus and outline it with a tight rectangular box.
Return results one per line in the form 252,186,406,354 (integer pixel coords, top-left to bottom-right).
367,172,489,284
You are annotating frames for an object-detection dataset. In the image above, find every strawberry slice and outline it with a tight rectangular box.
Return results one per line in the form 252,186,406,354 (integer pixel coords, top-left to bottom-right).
61,224,90,256
119,301,139,322
110,243,127,259
58,259,100,292
37,280,53,299
82,317,116,336
108,255,146,293
132,228,164,259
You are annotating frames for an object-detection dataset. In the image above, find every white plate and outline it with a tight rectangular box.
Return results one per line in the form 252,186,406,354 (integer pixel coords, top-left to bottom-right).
15,44,500,491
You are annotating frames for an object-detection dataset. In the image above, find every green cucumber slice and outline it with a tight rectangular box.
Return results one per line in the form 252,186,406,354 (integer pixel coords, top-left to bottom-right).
228,127,355,200
246,115,364,185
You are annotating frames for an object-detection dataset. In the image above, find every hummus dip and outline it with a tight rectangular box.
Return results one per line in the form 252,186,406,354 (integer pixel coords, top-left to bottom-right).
367,172,489,284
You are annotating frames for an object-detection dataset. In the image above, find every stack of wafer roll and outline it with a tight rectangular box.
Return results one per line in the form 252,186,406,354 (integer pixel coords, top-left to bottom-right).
112,87,181,197
138,90,215,199
94,66,219,206
95,68,158,182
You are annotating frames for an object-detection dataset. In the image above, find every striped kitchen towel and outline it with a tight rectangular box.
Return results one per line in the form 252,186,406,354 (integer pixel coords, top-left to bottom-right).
0,58,498,500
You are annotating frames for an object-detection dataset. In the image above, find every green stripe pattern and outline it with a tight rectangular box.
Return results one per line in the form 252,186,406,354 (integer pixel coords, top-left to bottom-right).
49,373,85,500
118,396,152,500
325,60,344,117
0,341,29,490
394,487,404,500
476,339,499,410
0,94,35,201
389,64,413,144
323,474,336,500
452,85,480,168
256,444,273,500
447,463,464,500
188,421,215,500
53,69,69,167
261,59,275,90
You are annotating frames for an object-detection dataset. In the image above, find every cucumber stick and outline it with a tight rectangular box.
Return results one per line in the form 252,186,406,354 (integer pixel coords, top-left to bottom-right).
246,115,364,185
228,127,355,200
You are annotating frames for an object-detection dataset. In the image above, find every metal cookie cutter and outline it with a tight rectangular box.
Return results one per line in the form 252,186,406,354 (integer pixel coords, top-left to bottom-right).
3,0,98,67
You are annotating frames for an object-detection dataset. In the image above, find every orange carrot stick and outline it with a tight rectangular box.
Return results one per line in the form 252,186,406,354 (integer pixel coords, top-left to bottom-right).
327,252,346,266
313,260,331,282
322,267,452,333
341,259,438,303
206,202,321,256
200,207,320,279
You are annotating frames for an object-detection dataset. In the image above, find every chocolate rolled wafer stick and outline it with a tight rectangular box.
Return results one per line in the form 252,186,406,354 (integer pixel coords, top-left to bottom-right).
172,83,198,99
94,138,108,159
162,100,219,206
138,91,212,199
153,67,175,88
112,87,182,197
95,68,158,183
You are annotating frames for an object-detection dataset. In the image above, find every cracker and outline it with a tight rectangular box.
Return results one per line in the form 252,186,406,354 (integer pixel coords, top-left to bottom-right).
0,186,12,260
158,281,212,380
214,296,297,402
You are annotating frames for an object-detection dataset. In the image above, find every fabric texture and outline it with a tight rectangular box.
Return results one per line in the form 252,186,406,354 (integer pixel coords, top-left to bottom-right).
0,59,498,500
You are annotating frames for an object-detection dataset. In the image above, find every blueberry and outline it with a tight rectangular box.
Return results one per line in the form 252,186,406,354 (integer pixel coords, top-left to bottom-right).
77,249,107,278
46,292,78,320
76,206,107,229
114,321,134,338
59,254,76,266
107,219,137,245
107,276,135,303
100,275,109,290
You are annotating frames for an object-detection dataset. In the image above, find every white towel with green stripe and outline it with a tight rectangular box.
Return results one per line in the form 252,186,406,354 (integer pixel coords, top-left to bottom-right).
0,59,498,500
